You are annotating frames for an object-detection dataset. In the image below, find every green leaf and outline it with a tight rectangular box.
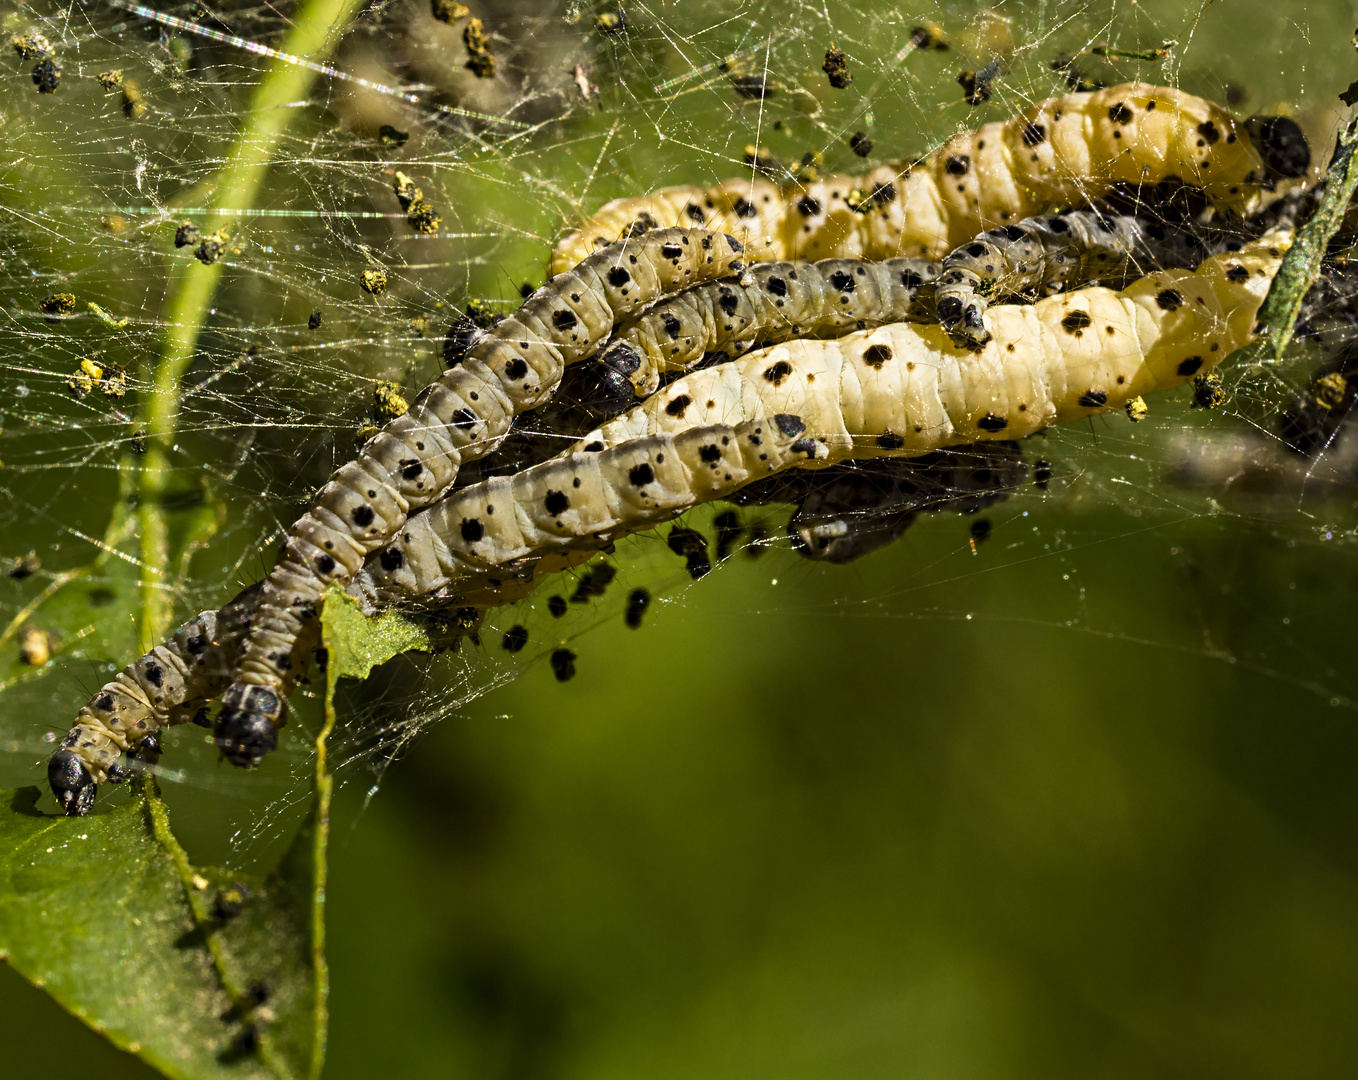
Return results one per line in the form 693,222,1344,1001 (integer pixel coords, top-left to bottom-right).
319,588,432,684
0,781,324,1079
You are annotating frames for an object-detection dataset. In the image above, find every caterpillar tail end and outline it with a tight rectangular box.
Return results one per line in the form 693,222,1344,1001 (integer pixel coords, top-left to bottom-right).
214,684,283,768
48,749,97,816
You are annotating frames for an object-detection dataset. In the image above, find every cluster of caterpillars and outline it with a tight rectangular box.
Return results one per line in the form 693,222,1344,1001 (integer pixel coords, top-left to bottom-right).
48,81,1316,814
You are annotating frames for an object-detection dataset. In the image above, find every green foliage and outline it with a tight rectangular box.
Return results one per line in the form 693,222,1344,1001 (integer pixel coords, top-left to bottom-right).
0,782,321,1079
0,549,425,1080
4,1,1358,1078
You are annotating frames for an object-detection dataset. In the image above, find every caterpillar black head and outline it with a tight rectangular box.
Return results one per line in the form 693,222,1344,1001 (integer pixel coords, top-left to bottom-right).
214,685,283,768
570,362,641,422
442,310,490,367
1245,116,1311,180
595,342,648,401
49,748,97,816
773,413,826,460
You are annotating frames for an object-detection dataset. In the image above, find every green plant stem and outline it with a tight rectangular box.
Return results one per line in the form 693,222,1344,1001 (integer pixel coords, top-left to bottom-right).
313,636,342,1079
1253,118,1358,361
137,0,365,651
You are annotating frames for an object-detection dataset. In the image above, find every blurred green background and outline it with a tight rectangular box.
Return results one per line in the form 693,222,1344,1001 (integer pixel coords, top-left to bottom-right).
3,0,1358,1076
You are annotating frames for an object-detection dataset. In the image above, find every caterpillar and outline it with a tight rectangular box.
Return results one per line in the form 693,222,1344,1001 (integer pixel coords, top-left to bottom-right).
351,416,826,605
591,257,939,402
933,209,1225,348
477,210,1254,484
597,209,1237,402
550,83,1309,274
731,442,1029,564
458,251,930,479
215,228,745,772
48,586,262,814
50,560,587,812
50,416,822,812
573,233,1291,463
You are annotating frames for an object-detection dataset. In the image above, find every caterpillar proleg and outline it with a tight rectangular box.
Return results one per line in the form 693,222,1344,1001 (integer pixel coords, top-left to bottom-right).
574,234,1291,461
551,84,1309,274
215,228,745,771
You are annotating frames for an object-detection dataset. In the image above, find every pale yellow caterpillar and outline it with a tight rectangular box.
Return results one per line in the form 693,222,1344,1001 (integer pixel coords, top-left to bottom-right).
550,83,1309,274
214,228,745,772
574,234,1290,464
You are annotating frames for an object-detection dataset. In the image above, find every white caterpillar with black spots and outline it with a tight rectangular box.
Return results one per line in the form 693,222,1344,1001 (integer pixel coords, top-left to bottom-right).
573,234,1291,464
550,83,1309,274
213,228,745,775
347,415,824,604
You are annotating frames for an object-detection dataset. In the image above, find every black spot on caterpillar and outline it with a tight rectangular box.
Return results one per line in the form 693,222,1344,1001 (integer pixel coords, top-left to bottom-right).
732,443,1029,564
351,416,828,606
215,228,746,769
573,235,1290,468
550,83,1310,274
933,209,1224,348
591,256,939,401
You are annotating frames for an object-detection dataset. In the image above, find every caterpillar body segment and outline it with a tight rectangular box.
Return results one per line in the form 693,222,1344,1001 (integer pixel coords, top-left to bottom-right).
49,587,261,814
216,228,746,770
934,210,1218,348
354,417,827,605
596,257,939,401
576,233,1290,461
550,83,1309,274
